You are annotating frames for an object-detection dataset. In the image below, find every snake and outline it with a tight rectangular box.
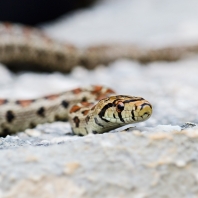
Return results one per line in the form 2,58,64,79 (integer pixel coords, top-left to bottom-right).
0,22,198,73
0,21,180,136
0,85,152,136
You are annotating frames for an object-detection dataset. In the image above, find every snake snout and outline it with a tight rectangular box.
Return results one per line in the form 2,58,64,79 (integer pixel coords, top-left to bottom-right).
138,102,152,120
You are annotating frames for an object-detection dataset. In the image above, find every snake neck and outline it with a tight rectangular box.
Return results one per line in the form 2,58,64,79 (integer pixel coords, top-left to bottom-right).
70,109,125,136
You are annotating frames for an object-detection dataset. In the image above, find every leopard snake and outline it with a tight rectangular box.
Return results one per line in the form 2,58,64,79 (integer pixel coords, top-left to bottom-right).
4,21,196,136
0,85,152,136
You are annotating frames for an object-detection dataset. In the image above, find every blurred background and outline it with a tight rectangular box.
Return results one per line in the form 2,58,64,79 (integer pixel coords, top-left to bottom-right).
0,0,98,25
0,0,198,127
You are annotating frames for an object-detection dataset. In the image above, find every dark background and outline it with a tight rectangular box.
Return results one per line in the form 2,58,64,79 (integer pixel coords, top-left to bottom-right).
0,0,97,25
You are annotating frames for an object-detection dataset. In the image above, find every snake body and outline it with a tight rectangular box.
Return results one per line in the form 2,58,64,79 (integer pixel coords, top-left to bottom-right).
0,22,155,136
1,22,198,136
0,22,198,73
0,85,152,136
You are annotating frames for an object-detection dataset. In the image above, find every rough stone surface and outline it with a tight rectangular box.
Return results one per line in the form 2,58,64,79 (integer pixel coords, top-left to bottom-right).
1,127,198,198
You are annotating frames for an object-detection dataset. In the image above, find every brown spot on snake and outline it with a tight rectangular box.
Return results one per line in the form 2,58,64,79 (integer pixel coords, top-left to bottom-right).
80,102,93,107
85,116,90,124
16,99,34,107
3,22,12,30
0,99,8,105
96,94,109,100
91,86,102,94
73,116,80,128
105,88,115,94
70,105,81,113
82,110,89,116
45,94,59,100
72,88,82,94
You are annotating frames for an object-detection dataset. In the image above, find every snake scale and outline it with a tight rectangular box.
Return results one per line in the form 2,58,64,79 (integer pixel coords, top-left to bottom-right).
4,21,196,136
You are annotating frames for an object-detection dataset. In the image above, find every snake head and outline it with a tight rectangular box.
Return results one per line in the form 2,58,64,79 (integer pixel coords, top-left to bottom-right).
96,95,152,125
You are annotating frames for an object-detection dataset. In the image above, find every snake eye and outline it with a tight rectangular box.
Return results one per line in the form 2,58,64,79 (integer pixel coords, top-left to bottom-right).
116,102,124,112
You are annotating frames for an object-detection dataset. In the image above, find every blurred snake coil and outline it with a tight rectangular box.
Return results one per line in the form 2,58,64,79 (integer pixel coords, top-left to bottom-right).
1,22,195,136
